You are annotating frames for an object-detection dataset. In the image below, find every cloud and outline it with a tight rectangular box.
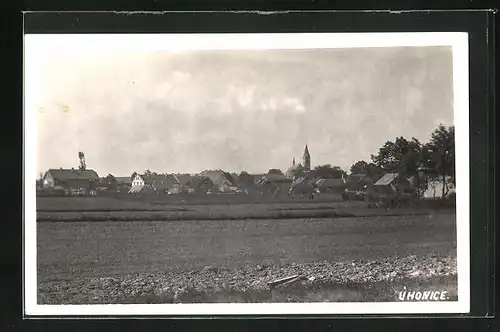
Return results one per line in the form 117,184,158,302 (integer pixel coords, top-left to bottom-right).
31,46,454,175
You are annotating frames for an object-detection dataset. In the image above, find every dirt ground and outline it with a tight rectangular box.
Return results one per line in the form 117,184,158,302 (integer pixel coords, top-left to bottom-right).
37,212,456,281
35,197,457,304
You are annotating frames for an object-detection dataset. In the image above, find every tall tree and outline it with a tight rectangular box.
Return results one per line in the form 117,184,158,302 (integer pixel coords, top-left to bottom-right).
313,164,347,179
371,136,422,177
424,125,455,197
131,172,138,180
350,161,383,178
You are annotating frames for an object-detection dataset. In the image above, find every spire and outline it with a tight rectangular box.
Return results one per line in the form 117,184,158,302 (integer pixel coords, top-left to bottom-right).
292,157,295,165
303,144,311,171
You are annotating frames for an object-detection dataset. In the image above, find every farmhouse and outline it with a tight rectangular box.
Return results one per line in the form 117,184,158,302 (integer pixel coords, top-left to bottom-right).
256,173,293,195
129,174,180,195
172,173,193,186
131,174,145,187
345,173,374,191
372,172,414,198
199,170,239,193
314,177,346,194
289,176,316,196
42,168,100,195
114,177,133,191
184,175,216,194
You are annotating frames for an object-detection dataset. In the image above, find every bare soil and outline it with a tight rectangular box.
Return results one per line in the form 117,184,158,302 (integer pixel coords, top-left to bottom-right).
36,208,457,304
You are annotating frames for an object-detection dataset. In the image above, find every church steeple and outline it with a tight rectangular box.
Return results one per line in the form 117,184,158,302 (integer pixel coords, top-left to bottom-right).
303,144,310,170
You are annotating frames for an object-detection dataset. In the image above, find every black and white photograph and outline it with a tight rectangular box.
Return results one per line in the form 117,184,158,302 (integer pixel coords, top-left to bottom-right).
24,32,470,315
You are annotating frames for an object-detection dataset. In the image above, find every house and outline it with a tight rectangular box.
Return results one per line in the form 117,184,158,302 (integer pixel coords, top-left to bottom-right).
314,177,347,194
345,173,374,191
371,172,414,198
285,163,306,179
131,174,145,187
150,174,180,193
199,170,238,193
231,173,259,194
184,175,216,194
250,174,265,185
128,174,180,195
171,173,196,194
115,177,133,191
128,184,156,195
256,173,293,195
172,174,193,186
289,176,317,196
42,168,100,195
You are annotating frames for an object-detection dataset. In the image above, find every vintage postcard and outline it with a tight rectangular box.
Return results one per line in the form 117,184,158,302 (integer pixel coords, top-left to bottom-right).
24,32,470,316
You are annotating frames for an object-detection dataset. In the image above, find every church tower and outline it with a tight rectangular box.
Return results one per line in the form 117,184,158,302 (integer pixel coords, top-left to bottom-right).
303,145,310,171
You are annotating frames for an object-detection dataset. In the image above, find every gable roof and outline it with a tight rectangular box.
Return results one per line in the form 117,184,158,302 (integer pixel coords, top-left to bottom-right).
250,174,265,183
315,178,346,188
46,169,100,181
172,174,193,186
346,173,374,189
199,170,234,188
142,174,180,190
286,163,304,173
115,177,133,185
258,173,292,185
374,173,399,186
128,184,155,194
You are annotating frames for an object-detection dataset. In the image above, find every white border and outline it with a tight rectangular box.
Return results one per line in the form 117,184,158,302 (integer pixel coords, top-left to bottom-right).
24,32,470,316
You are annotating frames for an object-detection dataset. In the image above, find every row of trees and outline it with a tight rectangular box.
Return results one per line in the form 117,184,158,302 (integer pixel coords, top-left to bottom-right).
260,124,455,198
350,124,455,197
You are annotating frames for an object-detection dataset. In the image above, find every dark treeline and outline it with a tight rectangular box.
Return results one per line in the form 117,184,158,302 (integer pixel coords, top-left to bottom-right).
349,124,455,198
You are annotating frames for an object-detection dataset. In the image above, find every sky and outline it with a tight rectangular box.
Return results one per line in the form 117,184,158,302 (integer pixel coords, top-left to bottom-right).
28,41,454,177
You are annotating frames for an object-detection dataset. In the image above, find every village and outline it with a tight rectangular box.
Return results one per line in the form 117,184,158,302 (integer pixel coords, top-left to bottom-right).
37,142,455,208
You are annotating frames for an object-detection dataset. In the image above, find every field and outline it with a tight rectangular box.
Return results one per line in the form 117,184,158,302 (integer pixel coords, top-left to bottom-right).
37,198,456,303
36,196,457,304
36,196,431,222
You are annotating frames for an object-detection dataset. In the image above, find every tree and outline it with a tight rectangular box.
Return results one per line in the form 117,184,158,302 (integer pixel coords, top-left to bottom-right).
144,170,153,177
131,172,138,180
105,173,116,183
37,172,44,188
187,176,216,193
424,125,455,198
268,169,283,175
223,172,235,184
238,171,256,189
371,136,422,177
313,164,347,179
350,161,383,178
350,160,369,174
100,173,117,190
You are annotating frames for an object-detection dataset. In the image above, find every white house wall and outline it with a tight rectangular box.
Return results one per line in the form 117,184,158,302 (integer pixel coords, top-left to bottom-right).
132,175,145,187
